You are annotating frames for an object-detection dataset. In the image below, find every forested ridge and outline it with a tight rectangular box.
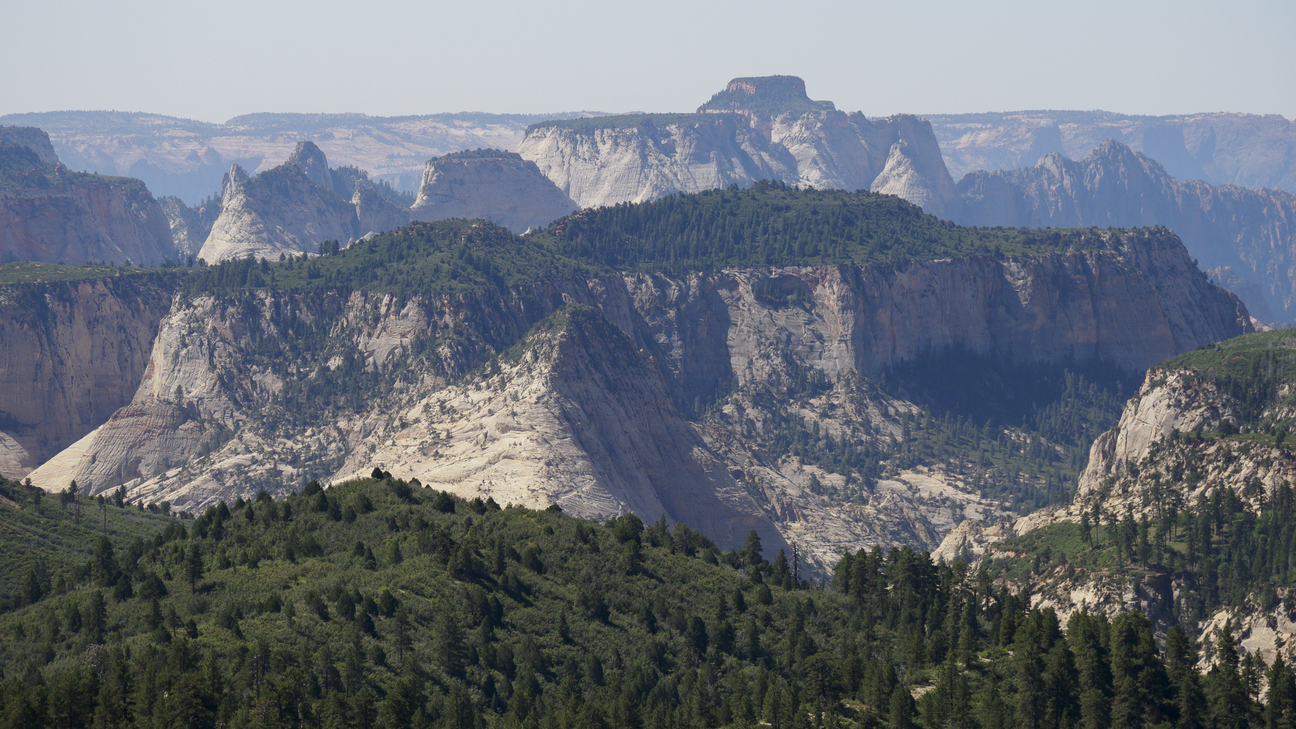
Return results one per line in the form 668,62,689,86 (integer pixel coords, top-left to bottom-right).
533,181,1122,273
0,472,1288,729
173,183,1138,301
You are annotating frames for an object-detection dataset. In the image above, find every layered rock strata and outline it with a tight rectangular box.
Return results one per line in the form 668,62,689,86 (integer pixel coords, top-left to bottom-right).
0,143,177,266
518,76,961,214
0,274,176,478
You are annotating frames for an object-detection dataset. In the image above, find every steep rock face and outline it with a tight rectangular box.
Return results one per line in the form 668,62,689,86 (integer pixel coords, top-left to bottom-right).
409,150,576,234
28,282,604,504
0,143,178,266
198,158,359,263
345,305,793,554
29,227,1249,572
701,232,1247,377
934,331,1296,664
286,141,332,191
869,137,958,218
767,110,877,191
0,127,59,166
518,76,961,213
954,140,1296,320
1071,337,1296,522
518,114,797,208
933,351,1284,565
0,275,175,478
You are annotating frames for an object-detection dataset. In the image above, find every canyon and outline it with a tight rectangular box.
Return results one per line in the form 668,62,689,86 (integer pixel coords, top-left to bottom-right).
12,208,1249,567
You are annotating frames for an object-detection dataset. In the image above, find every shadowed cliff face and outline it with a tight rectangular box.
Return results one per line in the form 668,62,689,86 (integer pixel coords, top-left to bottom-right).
0,143,178,267
954,139,1296,322
23,227,1249,570
0,275,176,478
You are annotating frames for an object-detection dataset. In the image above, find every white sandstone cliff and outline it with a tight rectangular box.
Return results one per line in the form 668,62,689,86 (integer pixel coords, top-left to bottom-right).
409,150,576,234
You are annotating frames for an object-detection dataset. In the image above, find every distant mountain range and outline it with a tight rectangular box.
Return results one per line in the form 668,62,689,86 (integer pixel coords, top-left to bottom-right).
950,140,1296,322
5,77,1296,323
925,109,1296,193
0,110,603,204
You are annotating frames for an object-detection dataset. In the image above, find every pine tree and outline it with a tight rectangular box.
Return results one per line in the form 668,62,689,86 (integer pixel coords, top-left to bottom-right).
1206,626,1251,729
889,684,916,729
1266,655,1295,729
185,543,203,593
438,614,467,679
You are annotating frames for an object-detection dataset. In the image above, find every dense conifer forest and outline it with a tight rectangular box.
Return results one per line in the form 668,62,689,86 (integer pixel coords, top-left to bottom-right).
534,181,1118,273
0,471,1289,729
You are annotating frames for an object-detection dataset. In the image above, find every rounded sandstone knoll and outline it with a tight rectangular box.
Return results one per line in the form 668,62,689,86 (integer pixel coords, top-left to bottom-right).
408,149,577,235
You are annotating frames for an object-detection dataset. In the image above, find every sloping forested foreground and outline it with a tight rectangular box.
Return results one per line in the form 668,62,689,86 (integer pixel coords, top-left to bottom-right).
0,474,1288,729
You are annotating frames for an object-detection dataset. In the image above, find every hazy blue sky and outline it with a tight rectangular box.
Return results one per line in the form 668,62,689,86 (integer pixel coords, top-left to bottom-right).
4,0,1293,122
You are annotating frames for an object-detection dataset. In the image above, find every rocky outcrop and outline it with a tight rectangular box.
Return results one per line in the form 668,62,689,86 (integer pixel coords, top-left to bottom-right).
518,76,961,213
953,140,1296,322
409,150,576,233
933,340,1284,563
286,141,332,191
198,155,360,263
934,330,1296,662
925,110,1296,194
345,304,793,554
198,142,430,262
519,114,797,208
0,274,176,478
0,127,59,166
0,143,178,266
869,135,960,218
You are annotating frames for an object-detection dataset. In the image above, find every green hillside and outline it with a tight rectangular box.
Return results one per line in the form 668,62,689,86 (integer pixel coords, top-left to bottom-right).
0,477,174,609
0,474,1285,729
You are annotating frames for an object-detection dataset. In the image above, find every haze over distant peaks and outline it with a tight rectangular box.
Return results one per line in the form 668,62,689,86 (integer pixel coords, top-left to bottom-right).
927,109,1296,192
953,138,1296,322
